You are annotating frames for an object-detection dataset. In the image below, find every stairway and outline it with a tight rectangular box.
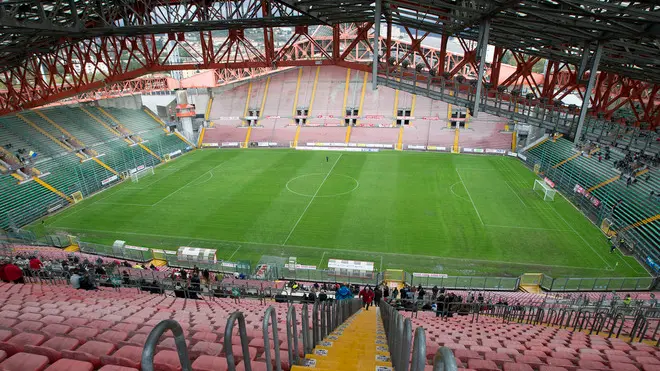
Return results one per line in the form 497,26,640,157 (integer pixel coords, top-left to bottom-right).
293,308,393,371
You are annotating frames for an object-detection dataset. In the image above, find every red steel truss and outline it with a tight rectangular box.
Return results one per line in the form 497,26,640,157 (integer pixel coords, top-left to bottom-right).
0,20,657,129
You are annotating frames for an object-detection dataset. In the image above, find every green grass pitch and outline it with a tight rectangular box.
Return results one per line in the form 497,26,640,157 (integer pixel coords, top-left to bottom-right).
35,149,648,278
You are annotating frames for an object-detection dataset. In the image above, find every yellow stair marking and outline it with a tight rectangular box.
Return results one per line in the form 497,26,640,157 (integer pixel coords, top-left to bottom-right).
341,68,352,126
291,68,304,125
79,106,130,144
33,176,74,203
244,127,253,147
355,71,368,126
32,110,85,146
91,157,119,176
293,309,392,371
635,168,649,177
465,104,471,129
396,126,404,150
552,153,581,168
293,125,302,148
0,164,7,173
172,131,195,147
511,130,517,150
620,214,659,233
197,127,206,147
552,133,563,142
587,175,620,192
344,125,352,144
16,113,71,152
257,77,271,125
10,173,24,182
528,137,549,151
447,91,453,128
205,97,213,121
138,143,162,162
453,127,460,153
392,78,400,127
243,81,253,124
308,66,320,115
143,108,167,127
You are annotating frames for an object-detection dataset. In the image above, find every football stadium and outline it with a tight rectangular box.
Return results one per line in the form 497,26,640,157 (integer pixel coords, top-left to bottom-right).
0,1,658,370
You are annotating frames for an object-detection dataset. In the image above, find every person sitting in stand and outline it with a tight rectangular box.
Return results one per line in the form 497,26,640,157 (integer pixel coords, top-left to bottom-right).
29,256,43,271
318,290,328,302
70,269,82,289
1,261,24,284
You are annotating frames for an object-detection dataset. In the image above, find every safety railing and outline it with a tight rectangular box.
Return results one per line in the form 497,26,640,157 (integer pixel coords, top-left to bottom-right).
381,299,457,371
262,306,283,371
142,319,192,371
483,303,660,345
224,311,253,371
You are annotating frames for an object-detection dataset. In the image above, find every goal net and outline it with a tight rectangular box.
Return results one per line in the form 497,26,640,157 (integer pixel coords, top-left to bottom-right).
533,179,556,201
130,167,155,182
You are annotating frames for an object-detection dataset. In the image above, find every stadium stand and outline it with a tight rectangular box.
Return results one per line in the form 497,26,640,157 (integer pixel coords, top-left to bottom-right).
203,66,512,151
524,137,659,272
0,106,191,230
0,242,659,371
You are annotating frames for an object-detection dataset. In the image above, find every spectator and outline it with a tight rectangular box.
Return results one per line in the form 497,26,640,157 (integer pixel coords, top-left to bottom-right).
318,290,328,302
477,293,484,303
189,274,201,300
435,293,446,318
122,271,130,285
623,294,632,306
29,256,43,271
202,269,210,283
308,290,317,303
79,272,96,290
374,286,382,307
335,283,353,300
431,285,439,300
383,285,389,299
180,269,188,280
70,270,82,289
417,285,426,301
95,265,106,275
2,261,24,284
392,287,399,300
313,282,320,290
359,286,375,310
231,286,241,303
174,282,186,298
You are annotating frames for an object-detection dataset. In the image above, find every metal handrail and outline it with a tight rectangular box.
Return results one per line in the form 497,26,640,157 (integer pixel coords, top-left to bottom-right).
432,346,458,371
225,311,252,371
312,301,320,347
410,326,426,371
301,303,311,355
400,318,413,371
320,301,328,339
141,319,192,371
285,305,300,367
262,306,283,371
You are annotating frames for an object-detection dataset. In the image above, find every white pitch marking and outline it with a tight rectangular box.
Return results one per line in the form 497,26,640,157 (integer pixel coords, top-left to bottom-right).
455,169,484,225
282,154,343,245
152,160,229,206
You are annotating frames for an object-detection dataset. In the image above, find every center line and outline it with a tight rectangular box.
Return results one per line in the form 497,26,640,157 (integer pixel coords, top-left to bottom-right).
283,154,343,245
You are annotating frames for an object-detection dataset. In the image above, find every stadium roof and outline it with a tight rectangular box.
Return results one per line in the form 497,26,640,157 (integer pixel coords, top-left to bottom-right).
0,0,658,83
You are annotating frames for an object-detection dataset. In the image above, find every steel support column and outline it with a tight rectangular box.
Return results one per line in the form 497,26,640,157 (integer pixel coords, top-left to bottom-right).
372,0,381,90
574,42,604,144
472,19,490,117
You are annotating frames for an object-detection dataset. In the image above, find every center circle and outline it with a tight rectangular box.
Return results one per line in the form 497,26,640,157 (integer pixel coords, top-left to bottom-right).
286,173,359,197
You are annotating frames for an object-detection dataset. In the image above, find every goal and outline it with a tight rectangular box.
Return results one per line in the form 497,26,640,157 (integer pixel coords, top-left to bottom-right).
533,179,556,201
130,167,155,182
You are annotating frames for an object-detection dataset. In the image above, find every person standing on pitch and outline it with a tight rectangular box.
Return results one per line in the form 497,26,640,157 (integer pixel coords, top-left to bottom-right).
326,156,329,162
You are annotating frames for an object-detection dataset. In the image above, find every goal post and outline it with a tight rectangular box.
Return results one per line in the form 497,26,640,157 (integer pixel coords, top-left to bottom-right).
533,179,556,201
130,166,155,182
